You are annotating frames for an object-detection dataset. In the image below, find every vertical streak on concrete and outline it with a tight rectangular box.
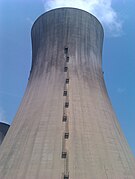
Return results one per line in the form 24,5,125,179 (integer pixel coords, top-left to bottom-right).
0,8,135,179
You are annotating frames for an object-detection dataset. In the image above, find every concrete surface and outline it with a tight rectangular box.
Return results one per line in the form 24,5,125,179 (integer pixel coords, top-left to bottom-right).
0,8,135,179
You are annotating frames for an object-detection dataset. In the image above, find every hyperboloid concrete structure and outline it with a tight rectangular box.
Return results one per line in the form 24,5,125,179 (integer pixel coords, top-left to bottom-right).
0,8,135,179
0,122,10,145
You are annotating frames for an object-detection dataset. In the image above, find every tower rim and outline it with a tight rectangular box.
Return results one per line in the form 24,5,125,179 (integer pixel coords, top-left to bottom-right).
31,7,104,36
0,121,10,127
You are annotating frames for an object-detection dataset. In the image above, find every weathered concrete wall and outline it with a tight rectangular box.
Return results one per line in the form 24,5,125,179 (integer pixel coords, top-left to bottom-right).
0,122,10,145
0,8,135,179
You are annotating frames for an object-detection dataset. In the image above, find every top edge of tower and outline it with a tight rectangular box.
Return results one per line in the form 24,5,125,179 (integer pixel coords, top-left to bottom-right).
31,7,104,35
0,121,10,126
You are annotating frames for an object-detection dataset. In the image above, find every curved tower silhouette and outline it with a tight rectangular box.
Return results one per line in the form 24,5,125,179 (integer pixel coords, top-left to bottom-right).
0,8,135,179
0,122,10,145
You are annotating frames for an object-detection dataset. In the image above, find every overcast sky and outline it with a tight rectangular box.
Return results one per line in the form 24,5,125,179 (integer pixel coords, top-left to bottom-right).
0,0,135,156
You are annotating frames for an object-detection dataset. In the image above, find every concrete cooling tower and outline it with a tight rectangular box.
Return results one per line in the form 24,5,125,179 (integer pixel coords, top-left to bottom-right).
0,8,135,179
0,122,10,145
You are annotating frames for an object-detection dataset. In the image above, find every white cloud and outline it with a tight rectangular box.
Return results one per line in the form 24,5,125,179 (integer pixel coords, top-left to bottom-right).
42,0,123,37
26,17,34,26
117,87,126,94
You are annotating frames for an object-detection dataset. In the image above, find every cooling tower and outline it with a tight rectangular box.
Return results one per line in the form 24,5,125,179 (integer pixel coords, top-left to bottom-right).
0,122,10,145
0,8,135,179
